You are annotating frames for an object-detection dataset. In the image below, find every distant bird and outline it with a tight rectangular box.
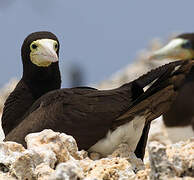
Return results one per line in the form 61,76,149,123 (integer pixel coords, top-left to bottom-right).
68,63,84,87
150,33,194,142
2,32,193,160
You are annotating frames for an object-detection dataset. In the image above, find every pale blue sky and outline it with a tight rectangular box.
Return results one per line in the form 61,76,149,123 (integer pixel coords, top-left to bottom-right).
0,0,194,87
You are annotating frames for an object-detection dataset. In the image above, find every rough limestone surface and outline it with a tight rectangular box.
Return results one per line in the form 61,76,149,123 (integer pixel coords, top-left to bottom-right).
0,129,193,180
108,143,145,172
34,164,55,180
80,157,136,180
25,129,86,167
0,141,44,179
149,139,194,180
0,130,143,180
49,160,85,180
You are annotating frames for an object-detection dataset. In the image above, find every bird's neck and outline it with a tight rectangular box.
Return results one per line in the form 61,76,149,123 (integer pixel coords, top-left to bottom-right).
22,63,61,99
1,67,61,136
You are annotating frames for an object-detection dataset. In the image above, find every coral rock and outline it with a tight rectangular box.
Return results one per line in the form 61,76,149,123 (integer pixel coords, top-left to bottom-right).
84,158,135,180
0,172,16,180
0,142,25,172
166,138,194,177
148,139,194,180
109,143,145,172
10,150,43,180
148,141,176,179
0,129,193,180
25,129,84,166
49,161,84,180
34,163,54,180
0,142,45,180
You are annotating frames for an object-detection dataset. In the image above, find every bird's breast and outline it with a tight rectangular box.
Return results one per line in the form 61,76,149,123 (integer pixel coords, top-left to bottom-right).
89,116,146,156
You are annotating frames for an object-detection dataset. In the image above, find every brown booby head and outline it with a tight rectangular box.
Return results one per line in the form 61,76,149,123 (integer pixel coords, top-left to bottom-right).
21,31,61,98
21,31,60,79
149,33,194,61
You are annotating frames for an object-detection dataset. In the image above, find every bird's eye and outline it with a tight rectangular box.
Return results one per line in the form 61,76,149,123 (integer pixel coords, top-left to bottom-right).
182,41,193,49
54,43,58,51
31,44,38,49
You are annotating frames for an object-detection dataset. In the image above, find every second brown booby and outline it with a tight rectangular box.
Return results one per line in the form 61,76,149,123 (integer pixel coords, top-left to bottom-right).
2,32,194,160
150,33,194,141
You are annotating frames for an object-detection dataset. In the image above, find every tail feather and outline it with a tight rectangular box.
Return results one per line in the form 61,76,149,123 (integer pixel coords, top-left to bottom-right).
116,60,194,123
134,60,184,88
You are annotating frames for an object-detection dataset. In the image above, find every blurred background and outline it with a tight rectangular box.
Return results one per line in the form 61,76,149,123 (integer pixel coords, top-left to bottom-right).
0,0,194,87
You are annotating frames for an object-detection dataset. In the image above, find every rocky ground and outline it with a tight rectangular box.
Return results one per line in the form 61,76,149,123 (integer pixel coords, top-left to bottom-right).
0,36,193,179
0,130,193,180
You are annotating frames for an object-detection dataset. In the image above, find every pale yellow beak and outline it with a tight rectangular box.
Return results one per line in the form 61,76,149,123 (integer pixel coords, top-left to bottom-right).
149,38,194,61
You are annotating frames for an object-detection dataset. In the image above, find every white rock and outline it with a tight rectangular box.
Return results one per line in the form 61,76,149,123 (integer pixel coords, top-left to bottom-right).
49,161,84,180
108,143,144,172
0,142,25,170
148,139,194,179
26,129,85,165
148,141,176,180
0,142,45,180
34,163,54,180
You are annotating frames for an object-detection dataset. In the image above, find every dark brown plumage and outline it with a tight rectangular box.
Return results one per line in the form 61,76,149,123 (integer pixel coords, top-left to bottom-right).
163,67,194,129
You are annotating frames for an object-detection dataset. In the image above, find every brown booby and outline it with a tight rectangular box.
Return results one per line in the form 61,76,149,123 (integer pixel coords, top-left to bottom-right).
2,32,194,160
150,33,194,142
